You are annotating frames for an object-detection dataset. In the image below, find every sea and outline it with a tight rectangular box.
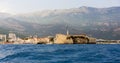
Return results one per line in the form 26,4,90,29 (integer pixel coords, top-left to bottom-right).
0,44,120,63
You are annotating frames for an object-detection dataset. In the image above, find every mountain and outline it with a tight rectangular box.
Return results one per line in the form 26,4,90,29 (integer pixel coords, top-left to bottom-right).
0,6,120,39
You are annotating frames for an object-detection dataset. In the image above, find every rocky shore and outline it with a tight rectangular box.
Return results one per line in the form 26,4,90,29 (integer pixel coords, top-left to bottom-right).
0,33,120,44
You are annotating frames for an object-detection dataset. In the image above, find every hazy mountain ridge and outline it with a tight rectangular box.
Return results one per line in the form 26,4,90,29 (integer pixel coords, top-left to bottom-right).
0,6,120,39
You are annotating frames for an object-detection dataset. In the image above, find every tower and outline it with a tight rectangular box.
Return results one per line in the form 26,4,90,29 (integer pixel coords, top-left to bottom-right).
66,25,69,35
67,29,69,35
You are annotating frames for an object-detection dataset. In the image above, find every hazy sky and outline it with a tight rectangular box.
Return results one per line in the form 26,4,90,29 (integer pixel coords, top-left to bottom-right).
0,0,120,14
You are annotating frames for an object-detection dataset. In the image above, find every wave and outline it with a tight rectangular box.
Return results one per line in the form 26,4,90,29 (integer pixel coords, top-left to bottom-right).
0,44,120,63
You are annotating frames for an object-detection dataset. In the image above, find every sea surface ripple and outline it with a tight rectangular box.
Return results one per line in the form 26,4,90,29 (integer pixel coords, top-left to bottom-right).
0,44,120,63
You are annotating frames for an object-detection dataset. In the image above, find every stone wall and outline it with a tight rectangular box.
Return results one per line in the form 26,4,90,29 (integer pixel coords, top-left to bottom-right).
88,37,96,44
54,34,96,44
54,34,73,44
70,35,89,44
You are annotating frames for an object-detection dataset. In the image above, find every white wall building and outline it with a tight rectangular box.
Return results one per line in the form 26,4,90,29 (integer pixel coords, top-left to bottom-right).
8,33,16,42
0,34,6,42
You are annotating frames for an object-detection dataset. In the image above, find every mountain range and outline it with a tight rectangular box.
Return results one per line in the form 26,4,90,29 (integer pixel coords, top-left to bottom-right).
0,6,120,39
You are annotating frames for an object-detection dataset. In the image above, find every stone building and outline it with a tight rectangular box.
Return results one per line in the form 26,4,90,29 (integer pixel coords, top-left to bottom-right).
54,34,73,44
54,34,96,44
37,37,50,44
0,34,6,42
8,33,17,42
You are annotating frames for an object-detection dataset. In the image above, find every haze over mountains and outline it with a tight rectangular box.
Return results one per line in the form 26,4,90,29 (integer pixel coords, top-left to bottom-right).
0,6,120,39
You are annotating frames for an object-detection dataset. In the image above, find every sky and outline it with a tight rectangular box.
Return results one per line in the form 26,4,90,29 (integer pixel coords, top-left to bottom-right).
0,0,120,14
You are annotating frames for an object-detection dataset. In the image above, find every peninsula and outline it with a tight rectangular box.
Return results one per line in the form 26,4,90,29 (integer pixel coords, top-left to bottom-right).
0,32,120,44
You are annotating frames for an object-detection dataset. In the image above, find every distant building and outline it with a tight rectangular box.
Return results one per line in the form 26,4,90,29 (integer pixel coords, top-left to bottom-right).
117,40,120,43
8,33,16,42
0,34,6,42
54,34,96,44
54,34,73,44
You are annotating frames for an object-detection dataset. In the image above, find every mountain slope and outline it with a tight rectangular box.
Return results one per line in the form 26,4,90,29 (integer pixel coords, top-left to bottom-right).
0,6,120,39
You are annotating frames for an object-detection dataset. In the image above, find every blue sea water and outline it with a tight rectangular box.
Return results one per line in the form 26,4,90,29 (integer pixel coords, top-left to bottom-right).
0,44,120,63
